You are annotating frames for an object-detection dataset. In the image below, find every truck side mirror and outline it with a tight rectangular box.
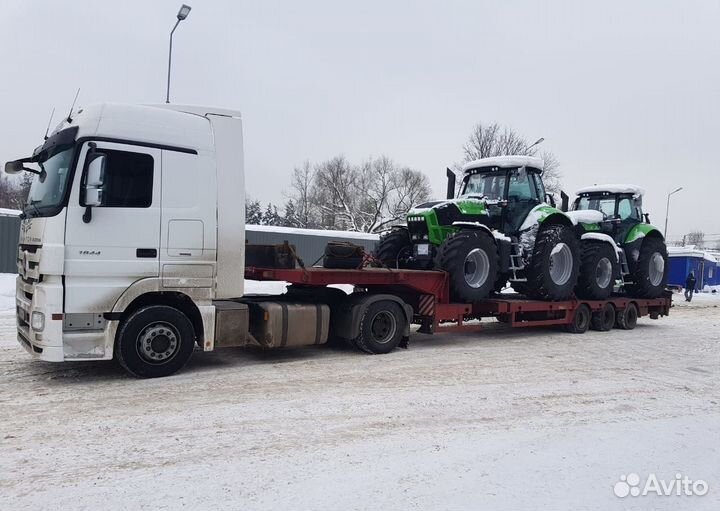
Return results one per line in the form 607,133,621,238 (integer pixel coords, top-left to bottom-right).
82,153,107,222
446,167,456,199
4,160,23,174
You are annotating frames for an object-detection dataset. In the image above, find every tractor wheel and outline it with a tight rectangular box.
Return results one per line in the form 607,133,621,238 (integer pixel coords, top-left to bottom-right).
375,228,412,268
626,237,668,298
437,230,499,302
525,225,580,300
576,242,618,300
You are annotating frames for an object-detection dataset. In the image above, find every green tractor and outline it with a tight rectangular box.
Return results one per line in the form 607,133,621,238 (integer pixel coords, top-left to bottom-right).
376,156,581,302
567,185,668,299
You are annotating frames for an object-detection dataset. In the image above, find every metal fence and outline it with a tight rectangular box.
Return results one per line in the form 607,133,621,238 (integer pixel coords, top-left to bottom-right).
0,214,20,273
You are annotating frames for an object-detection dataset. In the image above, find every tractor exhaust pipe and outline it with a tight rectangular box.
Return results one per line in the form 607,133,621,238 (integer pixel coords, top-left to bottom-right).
446,168,456,199
560,191,569,212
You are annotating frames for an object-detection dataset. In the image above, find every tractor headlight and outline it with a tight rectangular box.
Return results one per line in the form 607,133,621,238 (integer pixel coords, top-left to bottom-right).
31,311,45,332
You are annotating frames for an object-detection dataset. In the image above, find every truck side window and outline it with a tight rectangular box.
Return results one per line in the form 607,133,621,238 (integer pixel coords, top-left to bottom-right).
82,149,154,208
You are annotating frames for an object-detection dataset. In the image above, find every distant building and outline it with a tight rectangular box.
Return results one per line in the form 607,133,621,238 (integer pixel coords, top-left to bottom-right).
667,246,718,289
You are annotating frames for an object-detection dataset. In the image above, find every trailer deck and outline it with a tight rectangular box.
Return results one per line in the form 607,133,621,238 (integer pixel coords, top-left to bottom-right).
245,266,672,333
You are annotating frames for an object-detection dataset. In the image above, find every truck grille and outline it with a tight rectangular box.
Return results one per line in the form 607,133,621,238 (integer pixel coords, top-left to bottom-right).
16,244,41,337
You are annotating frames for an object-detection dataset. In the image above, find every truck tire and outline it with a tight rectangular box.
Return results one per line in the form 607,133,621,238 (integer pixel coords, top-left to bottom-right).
627,237,668,298
576,242,618,300
566,303,591,333
375,228,412,269
616,302,638,330
115,305,196,378
525,225,580,300
436,230,499,302
590,303,616,331
353,300,406,354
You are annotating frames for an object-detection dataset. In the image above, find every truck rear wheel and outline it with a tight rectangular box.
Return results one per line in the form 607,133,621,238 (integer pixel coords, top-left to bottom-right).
437,230,498,302
576,242,618,300
526,225,580,300
353,300,406,354
375,228,412,269
115,305,196,378
627,237,668,298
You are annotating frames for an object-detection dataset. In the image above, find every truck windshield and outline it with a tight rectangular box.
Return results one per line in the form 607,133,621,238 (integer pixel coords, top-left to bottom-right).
461,171,507,200
24,146,75,217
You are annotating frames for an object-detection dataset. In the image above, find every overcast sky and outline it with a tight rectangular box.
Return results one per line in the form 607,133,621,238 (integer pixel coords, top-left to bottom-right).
1,0,718,237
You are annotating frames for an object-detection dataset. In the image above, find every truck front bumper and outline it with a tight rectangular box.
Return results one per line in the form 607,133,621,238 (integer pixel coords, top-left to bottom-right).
15,276,115,362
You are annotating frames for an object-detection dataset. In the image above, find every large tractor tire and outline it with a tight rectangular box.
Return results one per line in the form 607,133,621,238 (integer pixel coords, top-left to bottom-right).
437,230,499,302
576,241,618,300
375,228,412,268
525,224,580,300
626,237,668,298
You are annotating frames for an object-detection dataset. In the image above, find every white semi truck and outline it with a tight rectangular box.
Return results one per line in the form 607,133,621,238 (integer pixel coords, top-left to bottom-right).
6,103,670,377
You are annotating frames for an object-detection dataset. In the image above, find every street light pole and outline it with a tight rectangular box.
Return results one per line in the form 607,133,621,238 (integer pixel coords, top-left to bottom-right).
663,186,683,239
525,137,545,153
166,4,192,104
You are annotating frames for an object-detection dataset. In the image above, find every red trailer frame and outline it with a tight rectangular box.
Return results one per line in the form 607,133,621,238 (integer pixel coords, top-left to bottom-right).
245,266,671,333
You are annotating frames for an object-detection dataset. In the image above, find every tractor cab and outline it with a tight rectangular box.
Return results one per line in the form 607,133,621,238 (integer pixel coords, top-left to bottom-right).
572,185,646,244
459,156,547,234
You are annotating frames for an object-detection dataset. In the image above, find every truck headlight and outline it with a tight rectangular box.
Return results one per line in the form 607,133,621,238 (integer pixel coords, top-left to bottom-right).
31,311,45,332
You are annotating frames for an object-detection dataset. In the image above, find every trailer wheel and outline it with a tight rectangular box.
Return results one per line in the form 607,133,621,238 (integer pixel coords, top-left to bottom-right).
115,305,196,378
353,300,406,354
590,303,616,331
566,304,591,333
616,302,638,330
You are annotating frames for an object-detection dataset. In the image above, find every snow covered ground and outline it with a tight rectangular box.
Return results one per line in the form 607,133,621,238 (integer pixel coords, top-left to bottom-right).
0,276,718,510
0,273,16,313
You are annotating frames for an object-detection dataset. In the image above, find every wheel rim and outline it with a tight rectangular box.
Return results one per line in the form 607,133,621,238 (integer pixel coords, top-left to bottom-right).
648,252,665,286
464,248,490,288
136,321,180,364
596,257,613,289
369,311,397,344
549,243,573,286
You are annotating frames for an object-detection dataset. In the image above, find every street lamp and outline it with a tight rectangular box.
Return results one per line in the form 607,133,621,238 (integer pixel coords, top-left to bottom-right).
663,186,683,238
526,137,545,153
166,4,192,103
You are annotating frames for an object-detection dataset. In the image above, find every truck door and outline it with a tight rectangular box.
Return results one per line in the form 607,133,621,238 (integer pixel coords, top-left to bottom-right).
64,142,162,313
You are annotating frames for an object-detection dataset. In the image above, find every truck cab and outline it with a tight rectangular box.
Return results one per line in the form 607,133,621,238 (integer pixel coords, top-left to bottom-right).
8,104,248,375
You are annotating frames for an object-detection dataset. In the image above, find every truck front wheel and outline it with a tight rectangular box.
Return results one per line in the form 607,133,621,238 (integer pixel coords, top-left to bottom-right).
115,305,196,378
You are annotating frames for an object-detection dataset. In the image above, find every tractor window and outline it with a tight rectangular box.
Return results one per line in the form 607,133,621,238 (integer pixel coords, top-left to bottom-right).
617,198,637,220
533,172,546,200
508,168,537,201
462,172,506,200
577,197,616,218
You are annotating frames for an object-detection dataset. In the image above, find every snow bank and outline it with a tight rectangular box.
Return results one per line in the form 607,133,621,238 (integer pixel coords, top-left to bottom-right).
0,274,16,312
462,155,544,172
0,208,21,217
575,184,644,196
247,224,379,241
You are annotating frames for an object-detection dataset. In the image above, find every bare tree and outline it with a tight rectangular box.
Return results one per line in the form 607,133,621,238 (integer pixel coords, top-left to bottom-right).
685,230,705,247
460,122,563,196
302,155,430,233
0,174,32,210
288,161,317,228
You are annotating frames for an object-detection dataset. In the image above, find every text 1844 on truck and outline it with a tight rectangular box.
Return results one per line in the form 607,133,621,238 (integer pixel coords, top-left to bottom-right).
5,104,672,377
